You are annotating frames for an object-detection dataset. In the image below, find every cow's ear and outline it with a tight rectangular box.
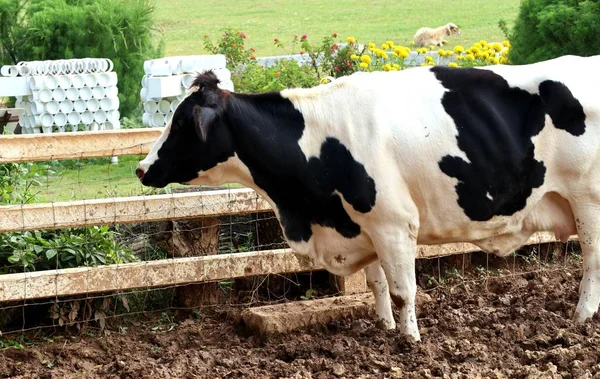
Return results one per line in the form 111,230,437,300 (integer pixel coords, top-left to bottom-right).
192,105,217,143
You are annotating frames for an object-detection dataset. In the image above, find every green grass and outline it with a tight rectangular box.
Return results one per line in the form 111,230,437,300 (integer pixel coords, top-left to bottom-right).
37,156,242,202
37,156,159,202
154,0,520,57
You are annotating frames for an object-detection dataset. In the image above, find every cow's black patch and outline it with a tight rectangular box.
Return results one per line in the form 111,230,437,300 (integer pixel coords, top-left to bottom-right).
539,80,586,136
432,66,548,221
226,93,376,242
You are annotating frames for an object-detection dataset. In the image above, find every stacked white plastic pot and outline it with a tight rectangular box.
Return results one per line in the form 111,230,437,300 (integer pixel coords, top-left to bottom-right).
140,55,233,127
4,59,121,134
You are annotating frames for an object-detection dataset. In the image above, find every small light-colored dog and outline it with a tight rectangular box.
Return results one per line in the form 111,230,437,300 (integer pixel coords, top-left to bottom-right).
413,23,461,47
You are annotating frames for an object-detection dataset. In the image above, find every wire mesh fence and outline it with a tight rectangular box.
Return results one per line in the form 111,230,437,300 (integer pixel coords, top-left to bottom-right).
0,129,582,342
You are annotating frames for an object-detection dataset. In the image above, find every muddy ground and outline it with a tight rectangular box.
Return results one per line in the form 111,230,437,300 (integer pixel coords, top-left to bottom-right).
1,253,600,378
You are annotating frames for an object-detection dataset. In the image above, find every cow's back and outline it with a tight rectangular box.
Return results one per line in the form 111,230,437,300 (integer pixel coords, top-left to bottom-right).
283,55,600,247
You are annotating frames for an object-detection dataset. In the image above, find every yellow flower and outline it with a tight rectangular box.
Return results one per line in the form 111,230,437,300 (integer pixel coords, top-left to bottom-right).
381,52,389,60
453,45,465,54
417,47,428,54
493,42,503,52
381,43,390,50
446,50,454,56
456,55,464,61
359,62,369,69
479,40,488,46
499,56,508,64
448,62,459,68
398,48,409,59
350,54,359,60
465,53,475,61
360,54,371,64
425,56,434,62
368,42,376,48
502,40,511,48
420,63,428,67
472,42,483,50
393,64,400,70
488,56,499,65
347,36,356,44
427,61,436,66
501,49,510,57
392,52,399,57
429,45,435,50
438,49,446,57
320,77,331,84
386,40,395,47
383,63,392,71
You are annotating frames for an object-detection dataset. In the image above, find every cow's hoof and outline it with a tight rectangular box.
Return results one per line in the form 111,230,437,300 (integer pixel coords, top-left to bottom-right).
375,318,396,330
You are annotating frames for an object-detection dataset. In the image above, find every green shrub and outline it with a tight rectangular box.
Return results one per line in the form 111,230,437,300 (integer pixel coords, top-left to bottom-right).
0,226,137,273
508,0,600,64
0,163,48,205
0,0,164,119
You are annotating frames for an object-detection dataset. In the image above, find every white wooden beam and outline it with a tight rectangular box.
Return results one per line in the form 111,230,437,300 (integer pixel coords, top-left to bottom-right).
0,248,318,302
0,232,575,302
0,128,163,163
0,188,270,232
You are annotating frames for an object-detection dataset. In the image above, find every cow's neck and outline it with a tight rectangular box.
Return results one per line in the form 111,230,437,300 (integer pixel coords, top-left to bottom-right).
223,92,368,244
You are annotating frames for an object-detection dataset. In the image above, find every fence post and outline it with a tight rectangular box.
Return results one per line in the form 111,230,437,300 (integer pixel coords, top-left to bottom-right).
156,217,223,307
330,271,368,295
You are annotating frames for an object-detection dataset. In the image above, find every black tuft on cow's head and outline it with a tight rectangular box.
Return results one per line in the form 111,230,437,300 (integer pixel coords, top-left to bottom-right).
136,70,235,188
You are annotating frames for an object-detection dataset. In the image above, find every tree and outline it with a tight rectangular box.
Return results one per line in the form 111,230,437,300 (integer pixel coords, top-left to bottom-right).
0,0,164,119
508,0,600,64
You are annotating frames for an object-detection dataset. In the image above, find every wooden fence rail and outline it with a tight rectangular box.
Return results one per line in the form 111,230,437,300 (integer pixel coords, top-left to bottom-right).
0,188,270,233
0,128,162,163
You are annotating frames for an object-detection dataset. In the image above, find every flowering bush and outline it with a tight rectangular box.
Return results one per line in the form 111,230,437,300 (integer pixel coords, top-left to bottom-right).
202,28,512,93
350,38,511,72
202,28,256,72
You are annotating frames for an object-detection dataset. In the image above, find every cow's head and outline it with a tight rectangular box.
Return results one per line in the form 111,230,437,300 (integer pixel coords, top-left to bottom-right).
136,71,235,188
446,23,461,36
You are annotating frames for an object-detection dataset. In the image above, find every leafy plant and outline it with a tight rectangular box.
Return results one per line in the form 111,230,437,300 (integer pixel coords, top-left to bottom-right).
300,288,315,300
0,338,24,350
0,226,138,273
202,28,256,73
0,163,50,205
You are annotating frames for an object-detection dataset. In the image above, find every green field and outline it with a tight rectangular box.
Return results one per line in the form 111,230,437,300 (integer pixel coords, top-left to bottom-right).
41,0,521,202
154,0,520,57
37,156,241,202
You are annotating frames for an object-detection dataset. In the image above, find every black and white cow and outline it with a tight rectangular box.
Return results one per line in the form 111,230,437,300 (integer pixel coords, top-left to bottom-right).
137,55,600,341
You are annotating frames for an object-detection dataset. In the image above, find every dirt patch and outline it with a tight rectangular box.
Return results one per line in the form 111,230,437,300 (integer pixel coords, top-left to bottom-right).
2,259,600,378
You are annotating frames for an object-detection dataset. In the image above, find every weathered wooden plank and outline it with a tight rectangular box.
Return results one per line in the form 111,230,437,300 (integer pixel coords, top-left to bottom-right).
0,232,577,302
0,248,318,302
0,128,163,163
416,231,576,259
0,188,271,232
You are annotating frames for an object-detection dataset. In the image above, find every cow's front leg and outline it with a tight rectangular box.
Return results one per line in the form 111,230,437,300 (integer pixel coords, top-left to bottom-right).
572,205,600,321
371,225,420,341
364,261,395,329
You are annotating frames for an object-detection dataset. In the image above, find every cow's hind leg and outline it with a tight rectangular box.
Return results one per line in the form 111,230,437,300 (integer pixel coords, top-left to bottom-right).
371,226,420,341
572,204,600,321
364,261,396,329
